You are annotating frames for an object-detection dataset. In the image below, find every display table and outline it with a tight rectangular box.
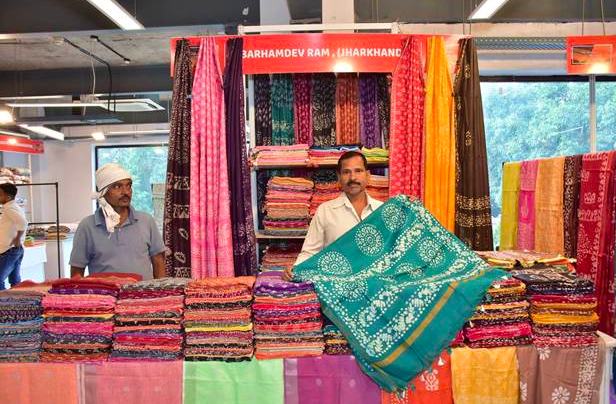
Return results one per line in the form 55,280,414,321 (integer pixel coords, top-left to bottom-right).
1,337,614,404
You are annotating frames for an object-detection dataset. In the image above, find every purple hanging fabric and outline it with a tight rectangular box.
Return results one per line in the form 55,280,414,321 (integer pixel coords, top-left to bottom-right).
359,74,381,148
223,38,257,276
294,73,313,145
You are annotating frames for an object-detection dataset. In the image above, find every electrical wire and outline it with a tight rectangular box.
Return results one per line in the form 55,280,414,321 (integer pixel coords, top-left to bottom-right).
600,0,606,35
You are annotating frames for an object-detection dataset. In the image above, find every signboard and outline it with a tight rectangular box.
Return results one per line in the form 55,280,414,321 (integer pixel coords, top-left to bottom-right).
0,135,44,154
170,33,463,75
567,36,616,74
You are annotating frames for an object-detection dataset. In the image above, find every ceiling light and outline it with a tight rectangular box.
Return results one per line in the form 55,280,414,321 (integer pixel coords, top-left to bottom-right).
0,95,66,100
468,0,511,20
107,129,169,135
19,124,65,141
6,102,102,108
6,99,164,112
0,109,13,124
85,0,144,30
91,131,106,141
7,138,17,145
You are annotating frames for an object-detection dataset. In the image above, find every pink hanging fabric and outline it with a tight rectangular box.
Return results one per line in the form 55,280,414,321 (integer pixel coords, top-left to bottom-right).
293,73,313,145
389,37,425,198
516,160,539,250
190,38,234,278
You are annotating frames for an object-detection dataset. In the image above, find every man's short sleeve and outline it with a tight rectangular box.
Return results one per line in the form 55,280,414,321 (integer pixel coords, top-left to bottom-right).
148,216,166,257
69,221,91,268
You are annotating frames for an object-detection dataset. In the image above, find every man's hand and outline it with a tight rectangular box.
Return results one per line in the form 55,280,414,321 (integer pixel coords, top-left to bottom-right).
12,237,22,249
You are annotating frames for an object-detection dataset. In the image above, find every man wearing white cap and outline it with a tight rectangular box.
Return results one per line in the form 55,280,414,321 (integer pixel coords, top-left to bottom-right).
69,163,166,279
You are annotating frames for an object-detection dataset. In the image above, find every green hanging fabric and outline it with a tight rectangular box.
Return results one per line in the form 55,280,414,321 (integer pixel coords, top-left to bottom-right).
293,195,507,392
271,74,295,145
183,360,284,404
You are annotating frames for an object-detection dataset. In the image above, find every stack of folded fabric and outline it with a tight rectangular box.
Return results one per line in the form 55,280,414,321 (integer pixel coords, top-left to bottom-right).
111,278,190,361
475,250,573,269
0,288,46,362
46,224,78,240
512,268,599,347
464,278,532,348
308,145,360,165
323,323,352,355
26,226,48,241
366,174,389,202
253,271,324,359
310,170,340,215
0,167,31,184
263,176,314,236
40,274,138,362
259,243,302,272
361,147,389,164
183,277,255,361
250,144,310,167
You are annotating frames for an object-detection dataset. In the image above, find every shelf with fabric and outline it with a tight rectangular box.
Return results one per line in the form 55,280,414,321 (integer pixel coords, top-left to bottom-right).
250,161,389,170
255,230,306,240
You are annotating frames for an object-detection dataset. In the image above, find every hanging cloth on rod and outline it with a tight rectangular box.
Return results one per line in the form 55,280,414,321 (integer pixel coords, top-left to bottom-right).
500,162,521,251
424,36,456,231
534,157,565,253
271,74,295,145
359,73,381,148
389,36,424,199
163,39,192,278
335,73,360,145
254,75,273,146
563,154,583,258
453,38,494,250
293,73,313,145
224,37,257,276
516,160,538,251
190,37,234,278
311,73,337,147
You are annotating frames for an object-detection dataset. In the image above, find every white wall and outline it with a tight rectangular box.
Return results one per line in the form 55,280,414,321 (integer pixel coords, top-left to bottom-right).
260,0,291,25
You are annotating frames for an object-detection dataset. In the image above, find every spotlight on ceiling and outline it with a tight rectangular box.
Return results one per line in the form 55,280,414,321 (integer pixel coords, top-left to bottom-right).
84,0,144,30
468,0,511,20
0,109,13,124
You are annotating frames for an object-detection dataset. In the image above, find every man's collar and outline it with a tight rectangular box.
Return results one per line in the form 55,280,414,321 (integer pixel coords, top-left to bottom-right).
333,192,379,211
94,206,137,227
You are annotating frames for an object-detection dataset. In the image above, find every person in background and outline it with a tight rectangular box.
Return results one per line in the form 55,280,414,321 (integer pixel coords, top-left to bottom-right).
0,183,27,290
69,163,166,280
287,151,383,278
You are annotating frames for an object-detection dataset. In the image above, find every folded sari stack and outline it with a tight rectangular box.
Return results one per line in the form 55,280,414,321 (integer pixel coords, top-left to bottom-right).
464,278,532,348
40,274,139,362
263,176,314,236
0,289,46,362
259,243,302,272
308,145,360,165
512,268,599,347
250,144,310,167
475,250,573,269
183,277,255,362
361,147,389,164
310,170,340,215
111,277,190,361
253,271,324,359
366,174,389,202
323,323,352,355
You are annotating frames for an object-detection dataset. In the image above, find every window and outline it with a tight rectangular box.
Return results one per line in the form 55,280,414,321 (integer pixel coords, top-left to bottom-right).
95,145,168,227
482,81,590,246
596,81,616,152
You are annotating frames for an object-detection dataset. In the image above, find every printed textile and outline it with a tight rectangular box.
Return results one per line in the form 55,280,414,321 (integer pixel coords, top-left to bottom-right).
293,195,506,392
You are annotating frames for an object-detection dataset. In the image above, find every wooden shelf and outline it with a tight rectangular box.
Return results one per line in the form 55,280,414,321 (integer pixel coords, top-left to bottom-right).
255,231,306,240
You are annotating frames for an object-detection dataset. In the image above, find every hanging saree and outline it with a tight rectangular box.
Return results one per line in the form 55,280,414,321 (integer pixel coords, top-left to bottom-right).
312,73,337,146
575,151,616,335
293,195,506,392
255,74,273,146
377,75,392,149
500,162,521,251
389,37,424,199
534,157,565,254
517,160,539,251
294,73,313,145
516,343,604,404
223,38,257,276
359,74,382,148
381,350,453,404
271,74,295,145
450,346,519,404
190,37,234,278
423,36,456,231
164,39,192,278
453,38,493,250
335,73,360,145
563,155,582,258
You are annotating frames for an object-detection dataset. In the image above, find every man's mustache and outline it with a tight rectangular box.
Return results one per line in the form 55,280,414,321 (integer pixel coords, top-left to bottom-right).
347,181,360,186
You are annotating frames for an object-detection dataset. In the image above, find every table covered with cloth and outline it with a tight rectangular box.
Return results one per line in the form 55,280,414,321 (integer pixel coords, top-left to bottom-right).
0,342,613,404
293,195,506,391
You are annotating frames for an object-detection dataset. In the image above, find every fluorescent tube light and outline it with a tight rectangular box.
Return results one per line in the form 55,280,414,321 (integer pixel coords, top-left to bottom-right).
85,0,144,30
91,132,106,141
107,129,169,135
468,0,510,20
19,124,65,141
6,102,103,108
0,130,29,138
0,110,13,124
0,95,66,100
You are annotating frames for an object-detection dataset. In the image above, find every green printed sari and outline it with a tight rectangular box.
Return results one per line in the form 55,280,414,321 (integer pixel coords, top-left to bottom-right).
293,195,506,392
